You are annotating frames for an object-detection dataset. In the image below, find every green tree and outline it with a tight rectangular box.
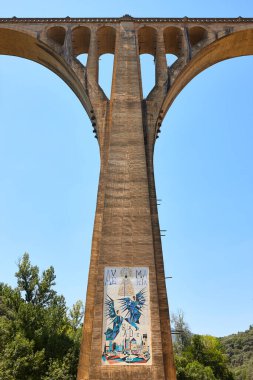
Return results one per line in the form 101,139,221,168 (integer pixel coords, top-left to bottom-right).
187,335,234,379
185,361,216,380
15,252,56,306
172,312,234,380
172,309,192,353
0,253,84,379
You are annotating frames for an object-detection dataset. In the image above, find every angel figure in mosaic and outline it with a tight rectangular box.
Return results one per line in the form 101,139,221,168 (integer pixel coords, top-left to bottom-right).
104,295,123,341
119,288,146,331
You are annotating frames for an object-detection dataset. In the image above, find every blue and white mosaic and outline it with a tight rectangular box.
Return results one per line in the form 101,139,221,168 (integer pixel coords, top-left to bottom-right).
102,267,151,365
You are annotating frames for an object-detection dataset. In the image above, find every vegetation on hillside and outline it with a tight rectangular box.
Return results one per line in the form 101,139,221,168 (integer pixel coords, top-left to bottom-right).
220,326,253,380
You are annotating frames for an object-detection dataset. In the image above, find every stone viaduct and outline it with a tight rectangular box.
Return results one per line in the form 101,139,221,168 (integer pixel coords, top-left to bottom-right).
0,14,253,380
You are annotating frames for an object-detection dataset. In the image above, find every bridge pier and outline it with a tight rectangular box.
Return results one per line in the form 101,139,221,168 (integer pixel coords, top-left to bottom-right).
77,20,175,380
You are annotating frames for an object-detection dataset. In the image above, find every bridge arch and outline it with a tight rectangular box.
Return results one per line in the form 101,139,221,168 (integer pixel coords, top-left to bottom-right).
0,26,93,118
72,26,91,58
188,26,208,47
163,26,182,58
138,26,157,55
96,26,116,56
47,26,66,46
95,26,116,98
161,28,253,123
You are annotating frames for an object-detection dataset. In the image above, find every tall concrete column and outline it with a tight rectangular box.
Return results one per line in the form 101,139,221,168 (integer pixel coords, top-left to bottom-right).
77,20,176,380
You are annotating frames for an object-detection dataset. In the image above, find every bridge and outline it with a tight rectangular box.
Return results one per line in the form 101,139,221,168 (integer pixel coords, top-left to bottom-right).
1,15,252,380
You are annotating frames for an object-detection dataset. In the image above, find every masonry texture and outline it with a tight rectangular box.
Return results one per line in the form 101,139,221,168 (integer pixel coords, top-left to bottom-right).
1,15,253,379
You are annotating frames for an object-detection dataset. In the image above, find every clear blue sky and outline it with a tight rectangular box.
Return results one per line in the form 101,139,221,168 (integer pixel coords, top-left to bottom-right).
0,0,252,337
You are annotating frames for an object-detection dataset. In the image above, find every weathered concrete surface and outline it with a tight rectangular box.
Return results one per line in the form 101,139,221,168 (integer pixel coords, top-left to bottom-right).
1,15,253,379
